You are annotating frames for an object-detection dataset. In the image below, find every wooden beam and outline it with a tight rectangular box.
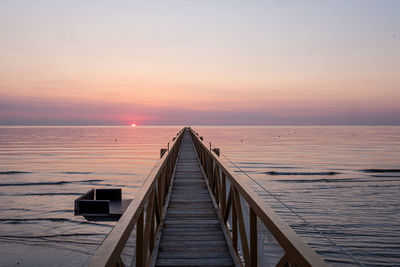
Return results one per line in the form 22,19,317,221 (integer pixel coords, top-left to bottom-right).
215,165,222,207
154,190,161,226
223,188,232,224
136,210,144,267
232,186,238,252
157,172,163,214
276,253,290,267
221,172,226,213
143,190,155,264
232,187,250,266
250,207,257,267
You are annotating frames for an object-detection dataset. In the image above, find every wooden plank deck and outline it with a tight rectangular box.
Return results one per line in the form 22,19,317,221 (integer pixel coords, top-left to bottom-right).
155,131,234,267
89,127,328,267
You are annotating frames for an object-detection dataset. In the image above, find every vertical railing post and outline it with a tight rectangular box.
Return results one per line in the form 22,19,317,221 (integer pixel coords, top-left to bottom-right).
232,186,238,252
202,150,206,169
157,173,163,212
161,167,165,204
250,207,258,267
233,187,251,265
136,210,144,267
204,152,208,174
215,165,221,206
210,161,215,193
221,172,226,214
166,158,171,188
208,155,213,182
143,190,155,264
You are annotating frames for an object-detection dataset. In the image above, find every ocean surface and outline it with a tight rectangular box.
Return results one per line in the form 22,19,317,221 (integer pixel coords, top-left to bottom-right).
0,126,399,266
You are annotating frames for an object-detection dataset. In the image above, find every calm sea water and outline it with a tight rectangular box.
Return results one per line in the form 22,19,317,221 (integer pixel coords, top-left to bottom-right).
0,126,399,266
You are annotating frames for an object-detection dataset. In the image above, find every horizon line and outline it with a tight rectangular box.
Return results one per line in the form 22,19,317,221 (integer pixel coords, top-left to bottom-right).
1,124,400,127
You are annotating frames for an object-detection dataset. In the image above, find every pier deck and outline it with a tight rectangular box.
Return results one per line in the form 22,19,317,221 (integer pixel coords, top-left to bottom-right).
88,127,328,267
155,132,234,266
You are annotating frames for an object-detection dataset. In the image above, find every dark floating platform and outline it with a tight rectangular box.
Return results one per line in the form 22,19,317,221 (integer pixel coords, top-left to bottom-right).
74,188,132,221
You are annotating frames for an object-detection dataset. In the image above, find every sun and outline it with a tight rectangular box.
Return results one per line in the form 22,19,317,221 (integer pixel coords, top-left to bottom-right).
131,124,136,127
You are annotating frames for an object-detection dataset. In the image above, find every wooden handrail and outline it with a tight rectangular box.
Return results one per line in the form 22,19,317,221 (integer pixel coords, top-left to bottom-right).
88,128,185,267
88,127,328,267
188,128,328,267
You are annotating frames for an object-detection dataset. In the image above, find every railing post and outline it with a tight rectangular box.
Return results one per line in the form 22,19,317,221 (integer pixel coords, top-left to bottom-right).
211,162,216,194
208,155,213,182
202,150,206,170
250,207,258,267
157,173,163,213
136,209,144,267
154,188,161,226
166,159,171,188
143,190,155,264
221,172,226,214
232,186,238,252
214,165,221,205
232,187,251,265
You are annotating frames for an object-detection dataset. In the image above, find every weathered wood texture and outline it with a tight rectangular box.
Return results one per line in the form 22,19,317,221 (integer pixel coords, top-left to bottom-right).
156,132,234,267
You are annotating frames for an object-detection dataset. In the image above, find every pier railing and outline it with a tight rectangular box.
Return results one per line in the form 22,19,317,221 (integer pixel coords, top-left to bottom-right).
88,128,185,267
189,128,328,267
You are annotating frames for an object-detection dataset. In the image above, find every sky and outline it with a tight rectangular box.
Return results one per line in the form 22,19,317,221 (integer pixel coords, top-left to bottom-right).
0,0,399,125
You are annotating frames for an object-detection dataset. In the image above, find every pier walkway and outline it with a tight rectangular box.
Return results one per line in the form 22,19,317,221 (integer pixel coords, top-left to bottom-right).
88,127,328,267
155,131,234,266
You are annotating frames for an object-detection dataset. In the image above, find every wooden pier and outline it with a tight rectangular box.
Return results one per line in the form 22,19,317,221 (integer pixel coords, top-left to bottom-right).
154,131,236,266
88,127,328,267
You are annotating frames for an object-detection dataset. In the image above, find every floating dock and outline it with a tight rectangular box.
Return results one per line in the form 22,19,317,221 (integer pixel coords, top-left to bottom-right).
75,188,132,221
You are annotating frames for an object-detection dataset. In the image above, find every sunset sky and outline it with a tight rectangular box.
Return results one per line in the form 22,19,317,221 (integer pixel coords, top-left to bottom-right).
1,1,399,125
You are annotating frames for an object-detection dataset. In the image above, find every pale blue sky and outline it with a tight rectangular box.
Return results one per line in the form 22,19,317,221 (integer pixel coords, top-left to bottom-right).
0,1,399,125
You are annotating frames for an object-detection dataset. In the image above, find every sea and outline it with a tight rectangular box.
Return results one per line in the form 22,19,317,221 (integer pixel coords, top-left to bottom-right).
0,126,399,266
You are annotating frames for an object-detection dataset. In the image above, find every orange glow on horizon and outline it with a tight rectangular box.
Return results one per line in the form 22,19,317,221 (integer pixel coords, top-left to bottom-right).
1,1,399,126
